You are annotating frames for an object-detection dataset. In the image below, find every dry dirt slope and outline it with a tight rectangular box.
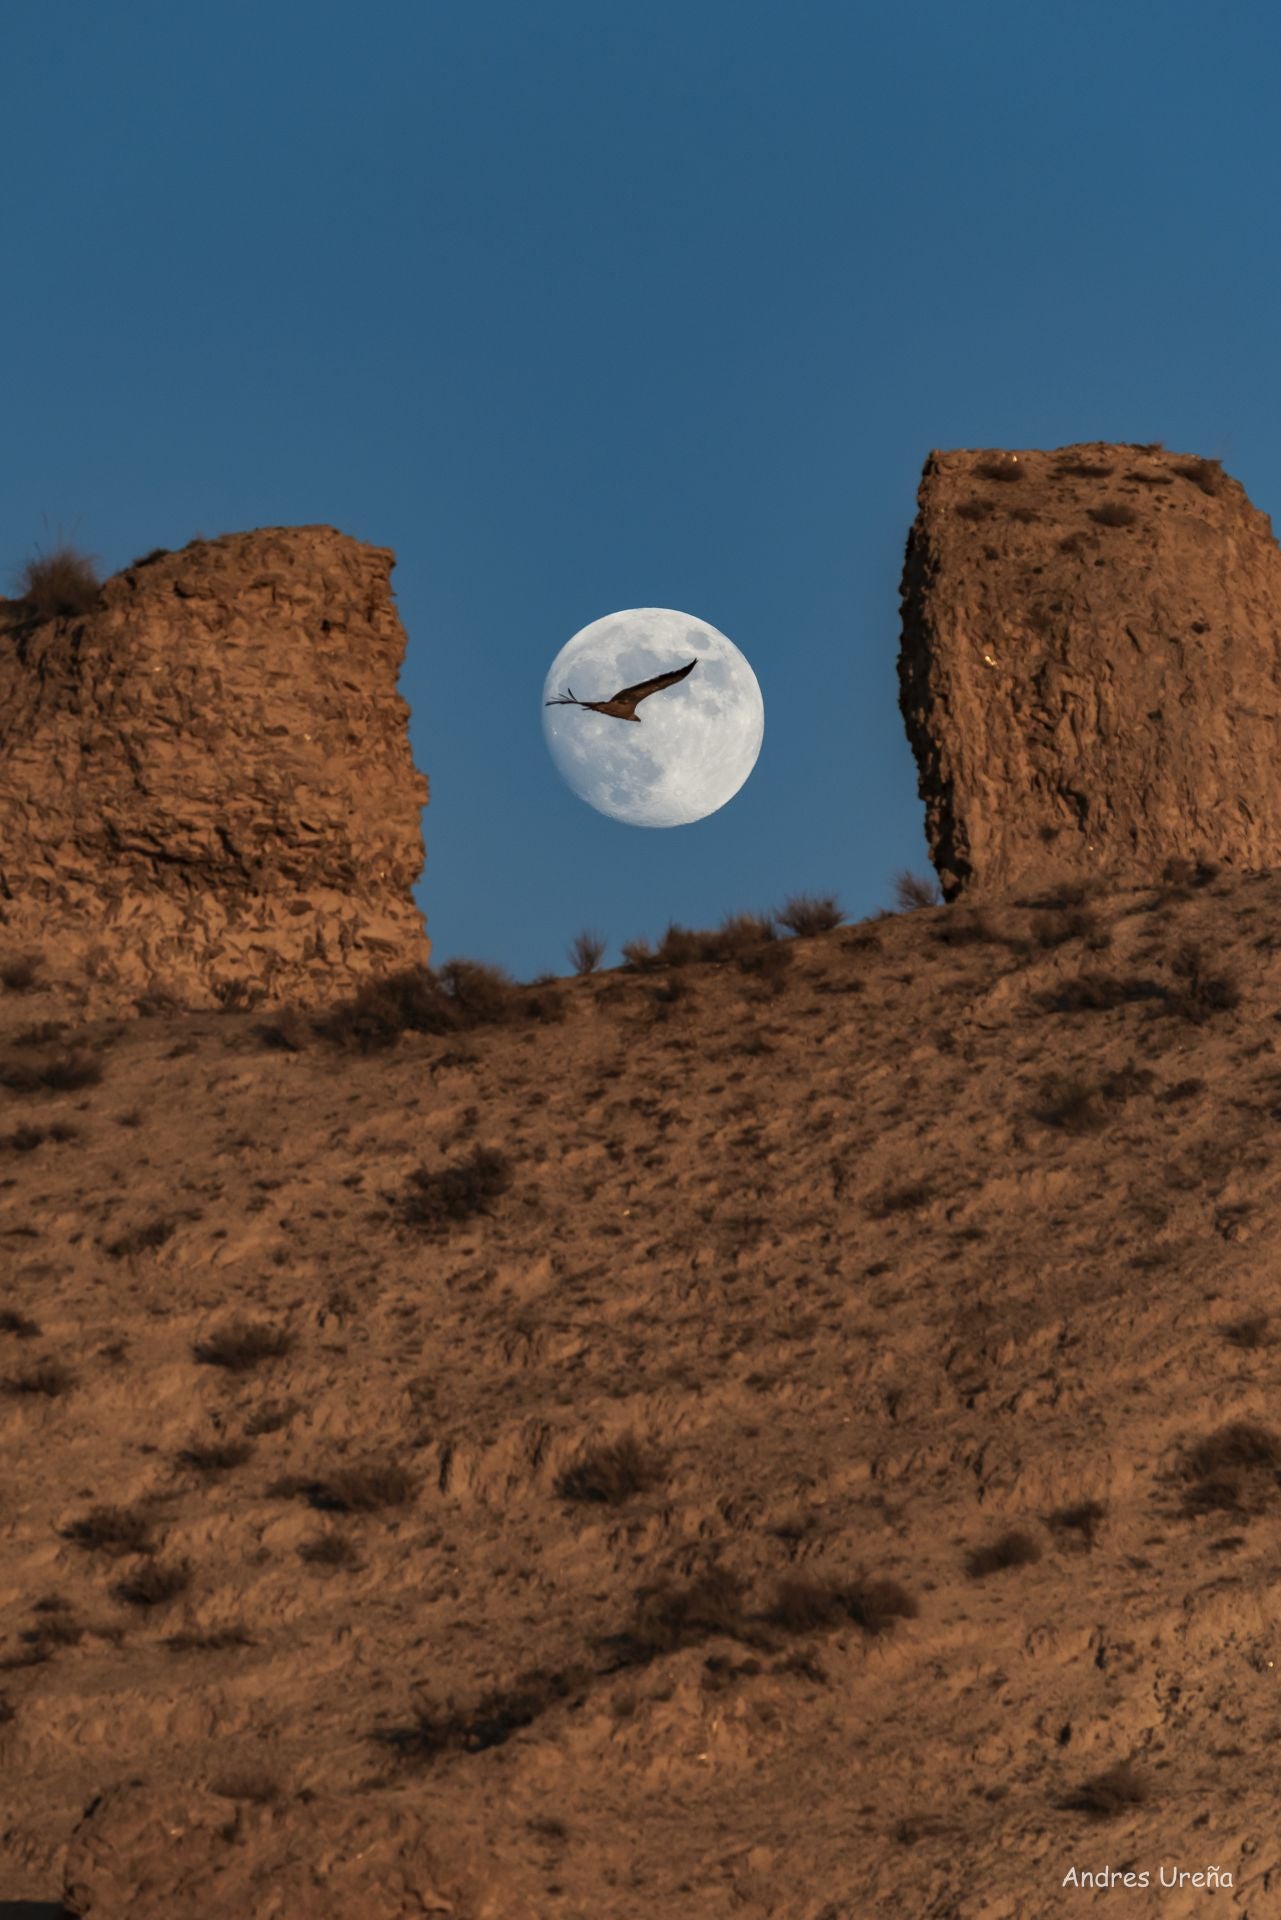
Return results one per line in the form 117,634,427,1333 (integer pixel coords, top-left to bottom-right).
2,872,1281,1917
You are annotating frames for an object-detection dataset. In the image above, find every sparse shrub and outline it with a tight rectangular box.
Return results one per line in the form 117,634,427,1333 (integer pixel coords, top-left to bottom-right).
556,1435,663,1506
130,548,172,568
112,1558,191,1608
64,1504,156,1556
1008,506,1040,523
0,1310,40,1338
210,1772,281,1804
304,1461,414,1513
737,939,792,994
104,1216,177,1259
1174,457,1223,497
299,1532,362,1568
377,1663,589,1761
1059,533,1087,554
864,1179,932,1219
954,499,991,520
193,1321,294,1372
620,936,656,970
1039,971,1164,1014
1088,503,1139,528
1031,1072,1109,1134
975,457,1023,482
1054,461,1114,480
569,930,606,975
164,1625,253,1652
1164,940,1239,1023
931,908,1002,946
892,870,941,911
966,1530,1042,1578
15,545,101,620
1222,1314,1271,1350
1179,1422,1281,1518
177,1440,253,1473
0,954,41,992
765,1576,916,1637
1031,907,1108,950
399,1146,511,1233
256,1009,312,1051
3,1360,75,1397
312,959,561,1051
776,893,844,937
604,1567,754,1667
0,1051,103,1094
1047,1500,1106,1547
1059,1760,1147,1819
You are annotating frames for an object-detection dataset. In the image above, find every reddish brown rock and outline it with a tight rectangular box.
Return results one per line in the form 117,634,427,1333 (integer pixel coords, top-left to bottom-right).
0,526,429,1009
898,442,1281,900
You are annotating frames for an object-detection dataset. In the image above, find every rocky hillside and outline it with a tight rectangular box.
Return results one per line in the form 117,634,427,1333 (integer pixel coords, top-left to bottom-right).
1,870,1279,1916
0,527,429,1011
899,442,1281,902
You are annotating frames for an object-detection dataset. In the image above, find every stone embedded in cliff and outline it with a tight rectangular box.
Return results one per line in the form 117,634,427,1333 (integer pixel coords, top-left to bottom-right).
0,525,429,1009
897,443,1281,902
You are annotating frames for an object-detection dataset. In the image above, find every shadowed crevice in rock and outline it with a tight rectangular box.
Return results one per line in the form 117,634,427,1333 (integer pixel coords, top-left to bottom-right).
898,442,1281,901
0,526,429,1011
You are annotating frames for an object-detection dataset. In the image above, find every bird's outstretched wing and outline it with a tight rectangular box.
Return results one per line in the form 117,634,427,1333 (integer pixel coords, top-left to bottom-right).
610,658,698,707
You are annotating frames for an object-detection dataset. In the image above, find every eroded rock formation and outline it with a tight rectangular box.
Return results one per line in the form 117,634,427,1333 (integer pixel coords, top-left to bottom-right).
0,526,429,1009
898,442,1281,900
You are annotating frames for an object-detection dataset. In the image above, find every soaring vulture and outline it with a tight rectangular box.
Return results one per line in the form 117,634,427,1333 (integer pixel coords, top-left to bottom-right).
545,657,697,724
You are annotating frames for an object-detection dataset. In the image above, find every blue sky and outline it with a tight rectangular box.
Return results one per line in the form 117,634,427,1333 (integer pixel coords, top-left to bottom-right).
4,1,1280,980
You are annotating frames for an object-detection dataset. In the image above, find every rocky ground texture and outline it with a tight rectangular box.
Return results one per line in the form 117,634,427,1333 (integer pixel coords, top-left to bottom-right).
1,868,1280,1915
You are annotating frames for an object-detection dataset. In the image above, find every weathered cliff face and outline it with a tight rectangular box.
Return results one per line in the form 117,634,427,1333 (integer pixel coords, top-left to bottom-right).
0,526,429,1009
898,443,1281,901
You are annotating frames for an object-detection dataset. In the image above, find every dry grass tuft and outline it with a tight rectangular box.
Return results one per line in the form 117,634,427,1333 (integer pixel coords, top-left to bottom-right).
0,953,42,992
193,1321,294,1372
399,1146,512,1233
177,1439,253,1474
1163,940,1240,1023
1179,1422,1281,1517
765,1576,917,1637
299,1532,362,1569
273,1460,414,1514
569,930,606,975
965,1530,1042,1578
1039,971,1164,1014
15,545,101,619
864,1180,932,1219
556,1435,664,1506
0,1051,103,1094
64,1504,156,1556
1222,1314,1272,1350
604,1568,756,1668
312,959,563,1052
3,1359,76,1397
1088,502,1139,528
377,1664,590,1761
112,1558,192,1608
0,1310,41,1338
210,1772,282,1804
1174,457,1223,496
775,894,845,937
892,870,941,911
104,1216,177,1259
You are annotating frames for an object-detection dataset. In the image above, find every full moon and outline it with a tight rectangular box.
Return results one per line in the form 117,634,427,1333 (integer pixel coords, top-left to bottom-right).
541,608,764,827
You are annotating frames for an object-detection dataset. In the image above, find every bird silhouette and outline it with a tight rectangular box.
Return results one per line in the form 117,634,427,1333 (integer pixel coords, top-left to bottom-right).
544,657,697,724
